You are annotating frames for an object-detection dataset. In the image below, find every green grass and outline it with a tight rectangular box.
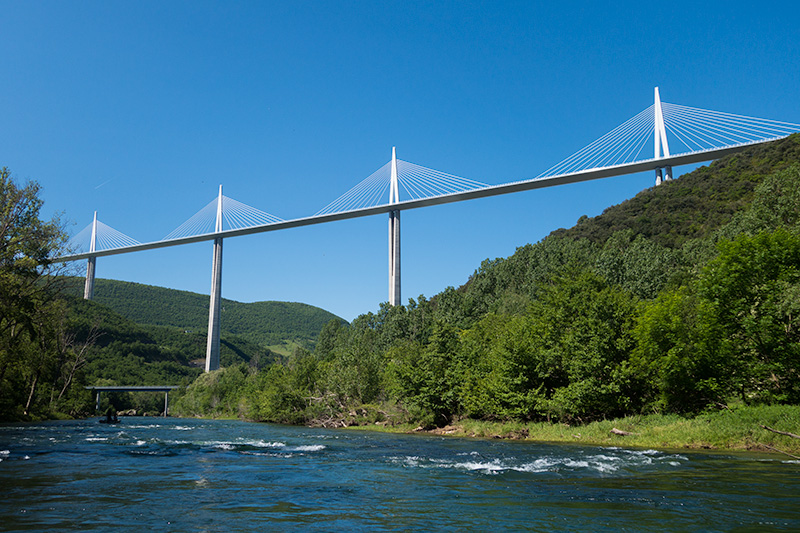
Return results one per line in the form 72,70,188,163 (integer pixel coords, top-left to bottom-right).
348,404,800,456
265,341,303,357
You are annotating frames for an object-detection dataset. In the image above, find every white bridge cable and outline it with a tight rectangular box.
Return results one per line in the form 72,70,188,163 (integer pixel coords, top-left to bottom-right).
222,196,283,229
67,220,141,254
314,162,392,216
665,107,771,148
397,161,489,199
535,106,656,179
662,103,800,153
315,160,489,215
163,195,283,241
527,101,800,183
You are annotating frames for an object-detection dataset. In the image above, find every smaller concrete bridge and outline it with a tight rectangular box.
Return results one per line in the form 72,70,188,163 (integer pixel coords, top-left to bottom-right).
86,385,179,416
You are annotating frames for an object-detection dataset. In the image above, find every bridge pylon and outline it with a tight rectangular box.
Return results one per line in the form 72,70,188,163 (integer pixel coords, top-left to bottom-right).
388,147,401,306
205,185,223,372
84,211,98,300
654,87,672,185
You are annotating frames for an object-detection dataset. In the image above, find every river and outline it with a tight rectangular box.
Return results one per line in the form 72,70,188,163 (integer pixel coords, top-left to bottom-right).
1,417,798,531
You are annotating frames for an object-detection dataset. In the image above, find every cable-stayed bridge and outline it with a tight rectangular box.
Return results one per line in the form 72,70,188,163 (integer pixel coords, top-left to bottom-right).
61,88,800,372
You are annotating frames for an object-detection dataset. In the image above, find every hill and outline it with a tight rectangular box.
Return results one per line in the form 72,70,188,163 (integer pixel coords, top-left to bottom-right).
173,134,800,426
70,279,345,351
552,134,800,247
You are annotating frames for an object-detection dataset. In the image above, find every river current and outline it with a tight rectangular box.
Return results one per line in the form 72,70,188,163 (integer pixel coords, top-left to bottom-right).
1,417,798,531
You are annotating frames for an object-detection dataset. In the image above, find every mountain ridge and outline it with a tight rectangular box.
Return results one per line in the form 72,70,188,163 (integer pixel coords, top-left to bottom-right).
70,278,345,350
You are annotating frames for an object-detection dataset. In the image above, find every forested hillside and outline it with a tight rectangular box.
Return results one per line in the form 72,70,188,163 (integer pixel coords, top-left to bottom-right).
553,136,800,247
4,136,799,424
175,135,800,427
3,293,282,418
70,279,345,349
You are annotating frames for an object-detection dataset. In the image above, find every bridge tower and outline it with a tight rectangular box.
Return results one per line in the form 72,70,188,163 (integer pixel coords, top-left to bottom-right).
83,211,98,300
205,185,223,372
388,147,401,306
654,87,672,185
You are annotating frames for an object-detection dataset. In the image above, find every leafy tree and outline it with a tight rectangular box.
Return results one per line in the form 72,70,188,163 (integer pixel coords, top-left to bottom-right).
699,229,800,403
718,164,800,239
387,323,461,427
458,312,547,420
322,314,384,406
595,230,684,299
0,167,69,418
632,286,727,413
526,269,640,421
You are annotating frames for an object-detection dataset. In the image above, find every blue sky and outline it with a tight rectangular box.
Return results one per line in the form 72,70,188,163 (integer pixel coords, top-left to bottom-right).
3,1,799,321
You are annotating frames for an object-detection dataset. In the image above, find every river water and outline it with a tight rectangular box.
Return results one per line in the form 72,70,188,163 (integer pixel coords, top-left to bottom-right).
1,417,798,531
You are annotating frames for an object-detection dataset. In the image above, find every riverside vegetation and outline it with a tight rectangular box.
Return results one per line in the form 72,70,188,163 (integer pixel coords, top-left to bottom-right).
2,136,800,453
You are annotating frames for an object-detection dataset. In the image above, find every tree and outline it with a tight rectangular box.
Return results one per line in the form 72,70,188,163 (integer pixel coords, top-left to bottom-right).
526,268,639,421
0,167,69,418
387,322,461,427
699,229,800,403
632,286,726,413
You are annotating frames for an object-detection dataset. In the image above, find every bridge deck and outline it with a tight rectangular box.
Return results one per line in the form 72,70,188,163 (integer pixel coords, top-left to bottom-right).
59,138,786,262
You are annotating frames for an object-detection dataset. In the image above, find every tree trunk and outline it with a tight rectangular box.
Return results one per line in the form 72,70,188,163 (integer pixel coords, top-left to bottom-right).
24,372,39,415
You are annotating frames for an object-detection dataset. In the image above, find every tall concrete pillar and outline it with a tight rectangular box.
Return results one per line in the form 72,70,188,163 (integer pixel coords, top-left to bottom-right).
389,209,401,306
84,256,96,300
388,148,401,306
205,186,224,372
84,211,98,300
205,236,222,372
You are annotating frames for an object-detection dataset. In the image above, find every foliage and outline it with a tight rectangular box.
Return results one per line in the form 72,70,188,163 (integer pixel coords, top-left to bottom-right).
699,229,800,403
632,286,726,413
212,137,800,430
174,364,251,418
0,167,72,420
10,135,800,431
72,278,346,349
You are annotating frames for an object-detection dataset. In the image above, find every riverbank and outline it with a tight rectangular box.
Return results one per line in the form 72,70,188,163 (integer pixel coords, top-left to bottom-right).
347,404,800,457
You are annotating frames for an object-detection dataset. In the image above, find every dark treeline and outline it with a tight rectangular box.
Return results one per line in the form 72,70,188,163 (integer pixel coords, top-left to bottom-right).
174,135,800,427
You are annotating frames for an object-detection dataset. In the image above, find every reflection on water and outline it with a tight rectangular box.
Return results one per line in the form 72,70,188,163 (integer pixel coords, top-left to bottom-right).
1,418,798,531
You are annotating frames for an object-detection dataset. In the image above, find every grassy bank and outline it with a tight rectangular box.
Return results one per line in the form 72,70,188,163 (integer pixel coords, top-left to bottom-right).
350,404,800,456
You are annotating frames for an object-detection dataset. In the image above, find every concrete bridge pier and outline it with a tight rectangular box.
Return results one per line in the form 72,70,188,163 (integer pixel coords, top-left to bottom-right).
84,211,98,300
389,209,400,306
205,186,224,372
84,256,96,299
205,235,222,372
388,148,401,306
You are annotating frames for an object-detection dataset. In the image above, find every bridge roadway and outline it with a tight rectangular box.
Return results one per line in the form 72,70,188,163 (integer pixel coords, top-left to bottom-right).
58,139,778,262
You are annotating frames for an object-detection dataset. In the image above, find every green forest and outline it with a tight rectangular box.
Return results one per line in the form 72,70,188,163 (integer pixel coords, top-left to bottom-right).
1,136,799,435
71,279,344,349
175,135,800,427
